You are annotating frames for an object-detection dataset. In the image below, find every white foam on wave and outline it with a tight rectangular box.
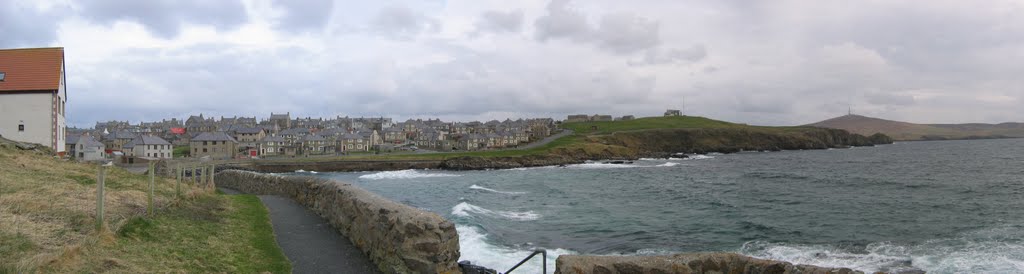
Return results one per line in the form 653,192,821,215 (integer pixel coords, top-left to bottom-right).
452,202,541,221
458,225,574,274
655,162,680,167
295,169,307,173
687,154,715,160
741,225,1024,273
358,169,461,180
567,163,637,169
469,184,527,195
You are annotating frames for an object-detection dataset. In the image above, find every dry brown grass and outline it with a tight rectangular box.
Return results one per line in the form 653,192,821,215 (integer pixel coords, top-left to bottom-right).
0,145,211,272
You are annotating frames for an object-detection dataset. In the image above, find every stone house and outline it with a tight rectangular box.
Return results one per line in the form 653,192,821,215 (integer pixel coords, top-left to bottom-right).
339,133,368,152
127,135,173,159
664,109,682,116
71,134,105,161
279,128,310,143
590,115,613,121
258,135,286,156
231,127,266,150
0,47,68,155
268,112,291,129
300,134,330,155
383,127,405,144
566,114,589,122
104,131,137,152
190,132,238,159
458,134,487,151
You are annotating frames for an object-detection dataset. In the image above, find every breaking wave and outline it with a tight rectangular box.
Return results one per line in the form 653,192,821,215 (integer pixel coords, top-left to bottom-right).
740,225,1024,273
458,225,574,274
470,184,527,195
452,202,540,221
358,169,461,180
656,162,680,167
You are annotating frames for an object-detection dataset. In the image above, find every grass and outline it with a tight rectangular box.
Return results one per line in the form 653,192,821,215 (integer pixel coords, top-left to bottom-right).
0,140,290,272
173,145,190,158
96,194,291,273
562,116,743,135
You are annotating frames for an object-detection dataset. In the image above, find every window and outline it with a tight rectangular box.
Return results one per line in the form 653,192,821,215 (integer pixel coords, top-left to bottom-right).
0,72,5,81
203,148,208,153
18,123,24,132
203,141,208,145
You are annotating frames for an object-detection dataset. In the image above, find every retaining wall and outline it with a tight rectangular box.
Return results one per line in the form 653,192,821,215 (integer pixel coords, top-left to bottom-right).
215,170,461,274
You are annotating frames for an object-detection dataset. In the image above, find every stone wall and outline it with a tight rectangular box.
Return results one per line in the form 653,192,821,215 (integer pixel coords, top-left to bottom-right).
555,253,866,274
215,170,461,274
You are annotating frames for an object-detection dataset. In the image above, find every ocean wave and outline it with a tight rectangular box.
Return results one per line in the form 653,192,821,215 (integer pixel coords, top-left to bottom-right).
687,155,715,160
457,225,574,274
568,163,638,169
655,162,680,167
358,169,461,180
451,202,540,221
469,184,527,195
740,225,1024,273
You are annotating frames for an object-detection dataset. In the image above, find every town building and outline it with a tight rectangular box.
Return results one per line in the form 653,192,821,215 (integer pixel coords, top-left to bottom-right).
0,47,68,154
70,134,105,161
664,109,682,116
190,132,238,159
127,135,173,159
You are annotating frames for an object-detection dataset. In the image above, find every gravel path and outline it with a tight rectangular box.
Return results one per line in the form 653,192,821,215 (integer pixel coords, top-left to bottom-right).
219,188,380,273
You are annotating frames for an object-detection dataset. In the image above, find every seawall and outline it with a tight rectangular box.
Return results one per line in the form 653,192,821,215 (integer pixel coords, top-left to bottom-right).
215,170,461,274
556,253,868,274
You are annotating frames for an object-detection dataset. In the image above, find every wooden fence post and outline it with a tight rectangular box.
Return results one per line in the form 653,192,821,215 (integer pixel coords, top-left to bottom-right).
96,165,106,231
177,163,182,198
210,163,216,189
148,161,155,216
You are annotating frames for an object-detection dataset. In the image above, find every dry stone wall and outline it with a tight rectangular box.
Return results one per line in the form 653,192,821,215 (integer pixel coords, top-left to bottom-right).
215,170,461,274
556,253,868,274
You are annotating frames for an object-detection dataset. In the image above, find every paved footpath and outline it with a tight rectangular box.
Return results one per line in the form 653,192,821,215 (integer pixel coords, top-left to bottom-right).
220,188,380,274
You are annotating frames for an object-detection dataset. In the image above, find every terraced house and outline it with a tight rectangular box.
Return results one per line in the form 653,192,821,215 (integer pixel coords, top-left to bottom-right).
0,47,68,155
190,132,238,159
126,135,173,159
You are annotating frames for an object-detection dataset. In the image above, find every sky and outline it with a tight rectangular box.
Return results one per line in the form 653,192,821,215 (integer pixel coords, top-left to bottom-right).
3,0,1024,127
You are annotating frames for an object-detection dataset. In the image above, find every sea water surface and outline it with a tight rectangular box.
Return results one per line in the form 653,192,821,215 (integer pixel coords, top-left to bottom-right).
294,138,1024,273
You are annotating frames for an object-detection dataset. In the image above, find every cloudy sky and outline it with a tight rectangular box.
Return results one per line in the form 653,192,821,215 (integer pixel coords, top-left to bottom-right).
4,0,1024,127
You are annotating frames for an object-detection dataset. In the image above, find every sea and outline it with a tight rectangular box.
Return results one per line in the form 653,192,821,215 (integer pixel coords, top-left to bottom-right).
292,138,1024,274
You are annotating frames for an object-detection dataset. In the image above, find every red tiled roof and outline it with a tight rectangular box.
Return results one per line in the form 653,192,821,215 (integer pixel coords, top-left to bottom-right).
0,47,64,92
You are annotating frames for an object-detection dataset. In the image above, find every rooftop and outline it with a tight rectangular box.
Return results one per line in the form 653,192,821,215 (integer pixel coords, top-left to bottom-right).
0,47,64,92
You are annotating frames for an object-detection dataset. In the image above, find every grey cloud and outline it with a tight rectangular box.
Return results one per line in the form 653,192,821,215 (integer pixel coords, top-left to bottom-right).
534,0,661,54
272,0,333,32
474,10,524,34
593,12,660,54
866,92,915,106
370,6,441,40
0,3,63,48
534,0,592,42
76,0,247,38
630,45,707,66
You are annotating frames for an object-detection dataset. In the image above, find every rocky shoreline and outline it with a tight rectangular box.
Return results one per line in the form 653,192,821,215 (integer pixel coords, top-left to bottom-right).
240,127,892,173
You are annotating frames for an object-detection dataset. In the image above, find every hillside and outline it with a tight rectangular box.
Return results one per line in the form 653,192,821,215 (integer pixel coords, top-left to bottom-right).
0,137,289,272
809,114,1024,141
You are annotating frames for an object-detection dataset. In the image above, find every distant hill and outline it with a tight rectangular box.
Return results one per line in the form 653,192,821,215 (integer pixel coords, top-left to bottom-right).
808,114,1024,141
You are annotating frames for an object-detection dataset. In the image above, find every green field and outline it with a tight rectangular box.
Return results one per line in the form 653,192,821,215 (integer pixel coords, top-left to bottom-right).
562,116,743,135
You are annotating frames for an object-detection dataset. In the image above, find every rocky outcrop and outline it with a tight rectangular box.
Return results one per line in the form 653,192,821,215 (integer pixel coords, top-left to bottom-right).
215,170,461,274
253,159,444,173
594,128,892,155
440,155,584,170
555,253,866,274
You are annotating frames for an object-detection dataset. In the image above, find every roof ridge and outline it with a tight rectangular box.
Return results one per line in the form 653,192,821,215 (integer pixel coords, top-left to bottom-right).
0,47,64,52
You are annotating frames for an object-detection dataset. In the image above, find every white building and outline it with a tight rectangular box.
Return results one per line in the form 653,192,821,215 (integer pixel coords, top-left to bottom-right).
127,135,173,159
0,47,67,155
71,134,105,161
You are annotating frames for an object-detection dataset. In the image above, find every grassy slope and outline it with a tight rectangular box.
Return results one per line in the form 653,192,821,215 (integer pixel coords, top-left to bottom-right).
0,144,290,272
252,116,821,163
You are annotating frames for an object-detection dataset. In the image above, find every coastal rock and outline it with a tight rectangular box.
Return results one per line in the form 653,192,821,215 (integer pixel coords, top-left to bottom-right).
555,253,869,274
440,155,584,170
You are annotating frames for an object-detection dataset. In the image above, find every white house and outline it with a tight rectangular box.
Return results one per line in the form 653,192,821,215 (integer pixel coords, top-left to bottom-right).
71,134,105,161
0,47,67,155
128,135,173,159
